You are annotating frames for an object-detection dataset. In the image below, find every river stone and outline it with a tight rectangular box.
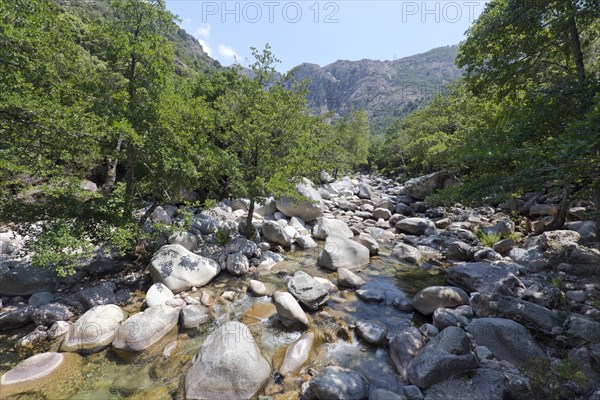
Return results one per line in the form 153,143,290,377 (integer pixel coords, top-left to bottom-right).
168,231,199,251
563,314,600,343
495,296,560,332
180,304,211,329
0,306,36,331
28,292,54,307
312,217,354,240
412,286,469,316
389,327,425,381
47,321,71,340
423,368,510,400
0,265,58,296
61,304,127,352
310,366,369,400
432,308,470,330
467,318,546,367
565,220,597,243
149,244,221,293
113,305,179,352
337,268,366,288
0,352,64,385
225,237,258,258
226,252,250,276
372,208,392,221
273,291,308,328
392,242,423,265
317,235,370,270
355,320,388,346
287,271,329,310
370,389,406,400
279,332,314,376
395,218,436,236
393,295,414,312
355,233,379,256
191,213,218,234
407,326,477,389
276,178,323,221
356,289,385,303
296,235,318,249
402,171,447,200
262,221,294,247
76,286,116,310
249,280,270,296
185,321,271,400
445,261,525,298
146,283,175,308
32,303,73,327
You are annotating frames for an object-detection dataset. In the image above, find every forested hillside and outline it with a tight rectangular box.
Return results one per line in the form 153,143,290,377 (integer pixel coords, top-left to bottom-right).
0,0,369,269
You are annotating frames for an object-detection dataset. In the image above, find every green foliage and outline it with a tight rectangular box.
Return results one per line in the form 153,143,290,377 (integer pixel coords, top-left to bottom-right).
524,358,589,400
476,230,502,247
215,227,231,246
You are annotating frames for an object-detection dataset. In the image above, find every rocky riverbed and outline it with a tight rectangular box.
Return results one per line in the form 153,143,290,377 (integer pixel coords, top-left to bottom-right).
1,172,599,399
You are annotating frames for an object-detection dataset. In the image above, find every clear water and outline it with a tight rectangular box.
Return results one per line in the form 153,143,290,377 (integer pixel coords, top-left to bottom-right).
0,244,445,399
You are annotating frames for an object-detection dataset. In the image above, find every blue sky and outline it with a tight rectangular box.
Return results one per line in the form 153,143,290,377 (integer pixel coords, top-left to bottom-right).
166,1,489,72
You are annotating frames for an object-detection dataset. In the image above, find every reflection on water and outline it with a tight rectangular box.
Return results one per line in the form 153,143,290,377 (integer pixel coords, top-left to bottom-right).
0,243,444,399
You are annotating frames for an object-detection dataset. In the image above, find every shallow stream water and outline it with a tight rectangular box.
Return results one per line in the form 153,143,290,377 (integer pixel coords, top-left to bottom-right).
0,244,445,399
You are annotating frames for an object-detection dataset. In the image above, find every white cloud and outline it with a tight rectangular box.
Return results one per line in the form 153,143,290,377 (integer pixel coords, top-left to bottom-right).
179,18,192,27
218,44,240,63
195,23,211,39
198,39,213,58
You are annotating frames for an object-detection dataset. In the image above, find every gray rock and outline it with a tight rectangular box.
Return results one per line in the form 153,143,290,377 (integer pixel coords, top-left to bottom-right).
279,332,314,376
355,320,388,346
149,244,221,293
249,280,270,296
225,237,258,258
402,172,447,200
566,290,586,303
480,221,513,238
445,261,525,299
318,235,370,270
320,170,334,184
539,230,581,251
372,208,391,220
356,289,385,303
61,304,127,352
47,321,70,340
496,296,559,332
358,182,373,199
407,326,477,389
145,283,175,308
446,241,474,262
185,322,271,400
32,303,73,327
113,305,179,352
423,368,510,400
395,218,436,236
191,213,218,234
311,366,369,400
412,286,469,316
76,286,116,310
0,265,58,296
337,268,366,288
355,233,379,256
492,239,515,254
389,327,425,380
168,231,199,251
0,306,35,331
273,291,308,328
419,323,439,339
276,178,323,221
226,252,250,276
563,314,600,344
508,247,547,272
403,385,424,400
28,292,55,307
180,304,211,329
567,245,600,265
262,221,294,247
296,235,318,249
395,203,414,216
0,352,65,385
432,308,470,330
370,389,406,400
564,221,597,243
312,217,354,239
393,295,414,312
467,318,546,367
287,271,329,310
391,242,423,265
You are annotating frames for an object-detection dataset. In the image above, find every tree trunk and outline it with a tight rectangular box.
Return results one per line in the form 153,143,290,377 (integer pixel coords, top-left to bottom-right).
125,141,136,197
101,133,123,197
246,197,255,240
139,200,159,227
125,52,137,198
546,187,570,231
568,15,586,83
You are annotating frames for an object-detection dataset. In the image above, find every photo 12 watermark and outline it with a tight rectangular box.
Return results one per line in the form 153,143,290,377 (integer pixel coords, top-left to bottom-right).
200,1,340,24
